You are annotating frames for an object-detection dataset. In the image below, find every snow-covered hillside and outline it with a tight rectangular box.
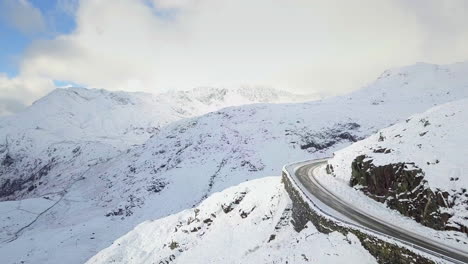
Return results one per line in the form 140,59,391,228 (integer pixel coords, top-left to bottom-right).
1,62,468,264
0,86,316,148
87,177,377,264
327,98,468,233
0,86,313,201
88,62,468,223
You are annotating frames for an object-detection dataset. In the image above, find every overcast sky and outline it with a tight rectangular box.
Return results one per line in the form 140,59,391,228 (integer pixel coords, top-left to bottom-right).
0,0,467,115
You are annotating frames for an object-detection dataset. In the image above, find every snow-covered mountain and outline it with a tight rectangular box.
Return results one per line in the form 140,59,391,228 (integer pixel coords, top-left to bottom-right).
87,177,377,264
1,62,468,264
327,98,468,234
0,86,316,200
0,86,317,147
87,62,468,223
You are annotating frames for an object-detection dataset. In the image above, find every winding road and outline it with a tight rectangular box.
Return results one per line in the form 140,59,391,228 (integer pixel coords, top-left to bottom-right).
285,159,468,264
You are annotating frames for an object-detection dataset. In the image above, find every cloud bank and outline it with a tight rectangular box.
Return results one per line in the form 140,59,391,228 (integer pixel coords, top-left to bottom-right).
1,0,468,114
0,0,46,35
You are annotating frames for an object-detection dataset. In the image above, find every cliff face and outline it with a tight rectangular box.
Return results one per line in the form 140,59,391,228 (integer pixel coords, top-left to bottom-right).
350,155,466,234
327,99,468,236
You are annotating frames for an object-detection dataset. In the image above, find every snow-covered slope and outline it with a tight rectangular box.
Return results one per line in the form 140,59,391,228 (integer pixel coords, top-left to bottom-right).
89,62,468,221
0,86,316,148
87,177,377,264
0,86,314,200
327,98,468,232
1,62,468,264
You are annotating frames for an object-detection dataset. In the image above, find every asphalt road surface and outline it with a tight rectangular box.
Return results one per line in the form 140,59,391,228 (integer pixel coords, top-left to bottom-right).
289,160,468,264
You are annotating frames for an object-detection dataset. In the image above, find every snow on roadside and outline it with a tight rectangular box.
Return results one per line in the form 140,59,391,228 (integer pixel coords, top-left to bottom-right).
315,165,468,252
329,98,468,193
86,177,377,264
320,98,468,250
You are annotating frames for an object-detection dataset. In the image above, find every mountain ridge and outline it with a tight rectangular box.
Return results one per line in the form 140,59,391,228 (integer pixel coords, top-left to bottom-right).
1,62,468,263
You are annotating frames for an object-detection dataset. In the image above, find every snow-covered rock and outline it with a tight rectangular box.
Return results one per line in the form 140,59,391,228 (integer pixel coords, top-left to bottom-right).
1,62,468,264
86,177,377,264
328,98,468,233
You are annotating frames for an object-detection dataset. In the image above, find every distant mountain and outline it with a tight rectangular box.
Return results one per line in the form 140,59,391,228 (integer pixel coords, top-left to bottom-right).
0,86,318,147
89,61,468,222
0,86,317,200
89,101,468,264
1,62,468,264
327,98,468,234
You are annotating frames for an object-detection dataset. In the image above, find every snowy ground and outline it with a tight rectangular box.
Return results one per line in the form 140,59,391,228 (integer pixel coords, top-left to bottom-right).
321,98,468,250
87,177,378,264
1,62,468,263
0,197,58,242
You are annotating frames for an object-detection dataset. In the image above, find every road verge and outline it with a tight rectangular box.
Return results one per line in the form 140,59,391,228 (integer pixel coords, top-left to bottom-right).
282,162,436,264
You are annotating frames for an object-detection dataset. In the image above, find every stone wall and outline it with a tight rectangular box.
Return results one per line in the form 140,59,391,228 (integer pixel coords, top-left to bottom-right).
281,172,434,264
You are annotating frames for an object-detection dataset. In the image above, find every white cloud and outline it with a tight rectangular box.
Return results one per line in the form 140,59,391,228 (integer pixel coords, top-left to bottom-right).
0,98,26,116
2,0,468,113
0,0,46,35
153,0,195,9
0,73,54,115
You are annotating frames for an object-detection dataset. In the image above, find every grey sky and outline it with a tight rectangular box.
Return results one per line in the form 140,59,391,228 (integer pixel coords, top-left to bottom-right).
1,0,468,115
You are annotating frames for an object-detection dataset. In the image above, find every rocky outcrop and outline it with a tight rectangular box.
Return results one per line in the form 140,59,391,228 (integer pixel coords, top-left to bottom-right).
0,158,55,199
282,172,434,264
288,122,361,152
350,155,466,234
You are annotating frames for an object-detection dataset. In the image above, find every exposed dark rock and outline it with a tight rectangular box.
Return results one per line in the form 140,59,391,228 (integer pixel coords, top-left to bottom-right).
221,191,247,213
373,148,392,154
274,207,292,230
146,179,168,193
190,227,201,232
169,241,179,250
27,185,36,192
0,160,54,199
128,165,136,173
106,208,124,217
72,147,81,157
267,234,276,242
105,195,142,218
0,178,23,198
239,206,256,218
300,141,335,150
240,160,263,172
298,123,361,151
378,132,385,142
350,155,466,234
420,119,431,127
2,154,14,166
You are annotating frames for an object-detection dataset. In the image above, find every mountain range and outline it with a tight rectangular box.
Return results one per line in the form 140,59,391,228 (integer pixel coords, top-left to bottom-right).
1,62,467,263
